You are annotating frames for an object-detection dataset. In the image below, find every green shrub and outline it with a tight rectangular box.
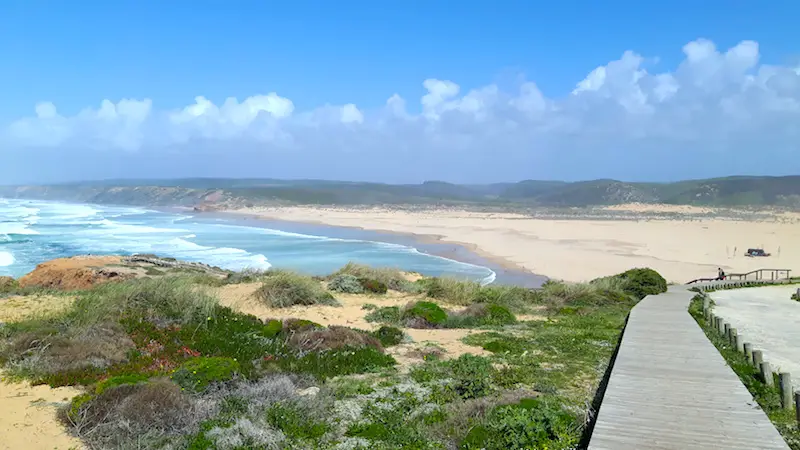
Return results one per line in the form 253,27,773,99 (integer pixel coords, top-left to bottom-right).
0,276,19,292
461,397,580,449
281,318,323,335
359,278,388,294
255,271,339,308
170,357,240,392
372,326,405,347
266,402,330,441
65,392,94,422
95,374,149,395
402,301,448,328
411,354,496,401
446,303,517,328
791,292,798,302
279,346,396,379
287,326,384,352
264,319,283,337
330,262,414,292
327,273,364,294
364,306,402,324
613,268,667,300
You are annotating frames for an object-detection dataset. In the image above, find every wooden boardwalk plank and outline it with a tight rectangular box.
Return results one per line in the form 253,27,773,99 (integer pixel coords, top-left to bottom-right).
588,286,789,450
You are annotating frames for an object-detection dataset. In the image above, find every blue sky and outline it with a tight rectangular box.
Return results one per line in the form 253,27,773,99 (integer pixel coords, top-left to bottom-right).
1,0,799,184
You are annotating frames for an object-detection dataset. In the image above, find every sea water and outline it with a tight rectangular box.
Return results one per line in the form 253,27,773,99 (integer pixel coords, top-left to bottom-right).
0,198,496,283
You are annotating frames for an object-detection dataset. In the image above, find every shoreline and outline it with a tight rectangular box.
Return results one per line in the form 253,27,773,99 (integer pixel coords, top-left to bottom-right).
210,209,534,276
215,205,800,283
186,208,547,288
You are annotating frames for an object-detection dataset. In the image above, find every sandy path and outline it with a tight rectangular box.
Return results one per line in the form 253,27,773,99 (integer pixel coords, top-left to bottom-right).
0,293,83,449
0,373,82,450
225,206,800,283
710,285,800,376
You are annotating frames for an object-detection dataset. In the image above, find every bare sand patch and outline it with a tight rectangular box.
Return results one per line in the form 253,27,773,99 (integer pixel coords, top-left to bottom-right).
215,283,490,362
0,373,82,450
0,295,82,449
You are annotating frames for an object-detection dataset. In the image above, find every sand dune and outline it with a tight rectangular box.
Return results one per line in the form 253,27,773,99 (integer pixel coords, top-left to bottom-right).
228,205,800,283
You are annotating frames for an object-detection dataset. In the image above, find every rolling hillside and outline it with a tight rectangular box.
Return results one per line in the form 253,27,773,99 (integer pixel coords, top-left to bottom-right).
0,176,799,208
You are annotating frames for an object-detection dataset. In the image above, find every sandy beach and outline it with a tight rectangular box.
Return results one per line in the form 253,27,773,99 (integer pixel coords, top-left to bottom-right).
225,204,800,283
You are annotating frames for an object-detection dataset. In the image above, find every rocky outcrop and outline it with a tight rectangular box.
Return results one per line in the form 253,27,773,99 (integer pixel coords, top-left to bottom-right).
18,256,135,290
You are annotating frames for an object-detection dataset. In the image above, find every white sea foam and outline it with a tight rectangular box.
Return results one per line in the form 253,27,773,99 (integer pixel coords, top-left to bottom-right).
0,198,491,282
0,251,15,267
0,223,40,235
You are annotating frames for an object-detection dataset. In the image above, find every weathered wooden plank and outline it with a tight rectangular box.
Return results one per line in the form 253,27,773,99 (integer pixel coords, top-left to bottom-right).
588,286,789,450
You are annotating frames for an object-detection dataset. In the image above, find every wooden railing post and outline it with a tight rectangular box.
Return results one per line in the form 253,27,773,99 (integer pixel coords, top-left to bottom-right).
752,350,763,368
795,391,800,426
760,362,774,386
779,373,792,410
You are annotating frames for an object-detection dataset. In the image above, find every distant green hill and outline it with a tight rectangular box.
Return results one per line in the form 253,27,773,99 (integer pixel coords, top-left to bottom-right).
1,175,799,208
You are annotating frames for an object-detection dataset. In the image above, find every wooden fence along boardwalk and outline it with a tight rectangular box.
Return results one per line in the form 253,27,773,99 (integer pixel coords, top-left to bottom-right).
588,285,789,450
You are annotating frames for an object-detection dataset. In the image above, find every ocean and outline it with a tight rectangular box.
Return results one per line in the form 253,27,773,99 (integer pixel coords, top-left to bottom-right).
0,198,497,283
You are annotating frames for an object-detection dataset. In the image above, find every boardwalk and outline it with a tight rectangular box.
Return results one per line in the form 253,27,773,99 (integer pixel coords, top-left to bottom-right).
589,286,789,450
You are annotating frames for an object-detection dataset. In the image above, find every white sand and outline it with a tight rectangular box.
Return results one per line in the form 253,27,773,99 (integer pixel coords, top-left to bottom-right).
710,285,800,377
226,205,800,283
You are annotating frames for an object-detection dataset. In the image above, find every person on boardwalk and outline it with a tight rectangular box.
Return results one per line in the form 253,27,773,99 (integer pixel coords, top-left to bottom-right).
718,267,726,280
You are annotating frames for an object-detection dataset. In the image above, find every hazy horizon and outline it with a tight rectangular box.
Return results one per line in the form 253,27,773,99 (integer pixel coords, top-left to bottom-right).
2,173,798,188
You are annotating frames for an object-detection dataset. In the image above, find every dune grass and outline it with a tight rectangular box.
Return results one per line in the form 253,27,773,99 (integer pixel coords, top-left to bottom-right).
254,270,340,308
329,262,420,293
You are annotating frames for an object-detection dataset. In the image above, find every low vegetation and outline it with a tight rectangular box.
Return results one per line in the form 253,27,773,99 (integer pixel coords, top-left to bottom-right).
0,260,661,449
254,270,340,307
329,262,420,293
689,295,800,448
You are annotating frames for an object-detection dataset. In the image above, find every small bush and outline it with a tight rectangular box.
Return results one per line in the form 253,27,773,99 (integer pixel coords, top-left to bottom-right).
461,397,580,449
281,318,323,335
266,401,330,441
791,292,798,302
171,357,240,392
612,268,667,300
95,374,149,395
411,354,496,401
288,326,384,352
364,306,401,324
2,322,135,384
446,304,517,328
359,278,388,294
225,268,269,284
330,262,415,292
255,271,339,308
60,379,201,449
327,274,364,294
402,301,448,328
372,326,405,347
0,276,18,291
281,346,396,379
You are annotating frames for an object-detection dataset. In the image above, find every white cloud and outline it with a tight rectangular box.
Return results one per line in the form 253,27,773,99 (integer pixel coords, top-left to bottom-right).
3,38,800,181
